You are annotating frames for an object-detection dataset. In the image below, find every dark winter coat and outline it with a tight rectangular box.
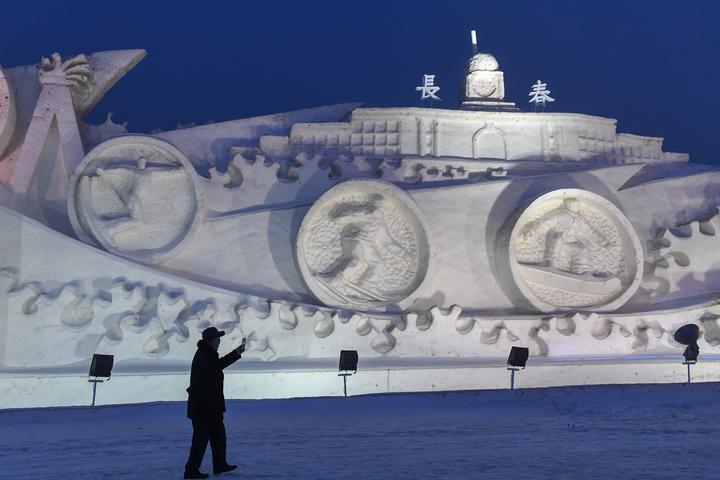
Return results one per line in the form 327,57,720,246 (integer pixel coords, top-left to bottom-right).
186,340,242,419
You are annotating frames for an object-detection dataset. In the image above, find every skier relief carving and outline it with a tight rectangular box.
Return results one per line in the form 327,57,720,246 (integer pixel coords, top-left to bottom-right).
509,189,643,312
296,180,430,311
68,136,203,264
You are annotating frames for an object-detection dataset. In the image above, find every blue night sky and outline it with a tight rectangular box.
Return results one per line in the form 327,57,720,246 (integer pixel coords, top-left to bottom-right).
2,0,718,163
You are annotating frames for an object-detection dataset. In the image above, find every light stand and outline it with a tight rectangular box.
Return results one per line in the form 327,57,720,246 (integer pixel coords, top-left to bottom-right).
682,344,699,384
338,372,353,398
88,378,104,406
683,360,696,384
507,367,521,390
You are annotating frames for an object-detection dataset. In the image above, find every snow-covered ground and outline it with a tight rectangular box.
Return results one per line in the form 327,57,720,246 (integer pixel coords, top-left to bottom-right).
1,383,718,480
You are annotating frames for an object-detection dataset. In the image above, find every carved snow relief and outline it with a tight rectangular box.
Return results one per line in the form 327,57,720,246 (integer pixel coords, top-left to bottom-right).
39,53,93,104
510,189,643,312
68,136,203,263
642,211,720,299
0,67,16,159
296,180,430,310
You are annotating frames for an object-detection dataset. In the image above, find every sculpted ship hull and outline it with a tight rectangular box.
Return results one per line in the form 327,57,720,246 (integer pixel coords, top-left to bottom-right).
1,49,720,406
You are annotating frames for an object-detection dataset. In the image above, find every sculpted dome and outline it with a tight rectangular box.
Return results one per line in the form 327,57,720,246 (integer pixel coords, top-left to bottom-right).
467,53,499,72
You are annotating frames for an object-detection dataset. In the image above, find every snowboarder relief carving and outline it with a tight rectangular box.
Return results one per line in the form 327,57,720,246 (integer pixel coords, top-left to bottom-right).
510,190,642,312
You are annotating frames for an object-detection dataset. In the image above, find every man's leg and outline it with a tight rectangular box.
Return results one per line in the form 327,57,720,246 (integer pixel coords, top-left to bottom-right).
186,418,211,472
209,415,228,470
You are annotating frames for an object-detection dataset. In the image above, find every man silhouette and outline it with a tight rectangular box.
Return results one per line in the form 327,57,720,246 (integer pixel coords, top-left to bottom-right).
184,327,245,479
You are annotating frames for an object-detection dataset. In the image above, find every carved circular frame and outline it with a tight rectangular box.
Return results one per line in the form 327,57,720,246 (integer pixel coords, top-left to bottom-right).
296,179,431,312
67,135,204,264
508,189,643,313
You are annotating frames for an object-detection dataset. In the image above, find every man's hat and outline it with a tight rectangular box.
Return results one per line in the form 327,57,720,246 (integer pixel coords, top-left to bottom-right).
202,326,225,341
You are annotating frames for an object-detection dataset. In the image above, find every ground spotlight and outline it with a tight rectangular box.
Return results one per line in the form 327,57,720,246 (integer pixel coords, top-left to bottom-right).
88,354,114,406
673,324,700,383
506,347,529,390
338,350,358,397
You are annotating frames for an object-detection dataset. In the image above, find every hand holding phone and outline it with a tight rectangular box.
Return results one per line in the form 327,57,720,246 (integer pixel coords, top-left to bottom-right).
238,337,247,354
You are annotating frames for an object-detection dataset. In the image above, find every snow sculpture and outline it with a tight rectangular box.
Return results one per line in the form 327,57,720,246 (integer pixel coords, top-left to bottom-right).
3,43,720,406
509,189,643,312
68,136,203,263
296,180,430,310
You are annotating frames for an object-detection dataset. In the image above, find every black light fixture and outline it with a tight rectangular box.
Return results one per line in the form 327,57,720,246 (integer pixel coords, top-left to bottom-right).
506,347,529,390
88,354,114,406
338,350,358,397
673,324,700,383
89,354,114,378
508,347,529,368
339,350,359,372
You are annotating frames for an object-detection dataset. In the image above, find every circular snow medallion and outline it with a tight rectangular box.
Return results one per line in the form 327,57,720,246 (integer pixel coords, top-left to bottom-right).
296,180,430,311
509,189,643,312
0,67,17,158
471,79,497,98
68,136,203,264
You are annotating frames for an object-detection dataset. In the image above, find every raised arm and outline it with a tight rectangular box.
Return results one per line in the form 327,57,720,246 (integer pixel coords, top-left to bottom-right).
219,348,242,370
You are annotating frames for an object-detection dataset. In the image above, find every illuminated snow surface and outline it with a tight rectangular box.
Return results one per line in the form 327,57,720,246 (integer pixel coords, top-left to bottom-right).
1,382,718,480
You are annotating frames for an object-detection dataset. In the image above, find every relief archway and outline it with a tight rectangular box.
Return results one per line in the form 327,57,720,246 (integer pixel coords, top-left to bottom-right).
472,125,507,160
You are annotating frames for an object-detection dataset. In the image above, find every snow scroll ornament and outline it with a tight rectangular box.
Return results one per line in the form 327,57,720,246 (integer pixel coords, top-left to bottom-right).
528,80,555,111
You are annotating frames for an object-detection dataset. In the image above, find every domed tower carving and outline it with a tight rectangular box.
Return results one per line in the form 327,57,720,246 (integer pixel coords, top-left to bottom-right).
461,52,518,111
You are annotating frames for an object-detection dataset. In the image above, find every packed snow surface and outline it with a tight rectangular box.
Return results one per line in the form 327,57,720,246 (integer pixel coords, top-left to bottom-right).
1,383,718,479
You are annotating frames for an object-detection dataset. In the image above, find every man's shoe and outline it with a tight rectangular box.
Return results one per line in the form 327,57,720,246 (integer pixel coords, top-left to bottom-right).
213,464,237,475
184,470,210,479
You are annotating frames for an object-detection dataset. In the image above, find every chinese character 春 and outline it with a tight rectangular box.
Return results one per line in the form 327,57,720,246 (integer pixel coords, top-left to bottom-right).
528,80,555,106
